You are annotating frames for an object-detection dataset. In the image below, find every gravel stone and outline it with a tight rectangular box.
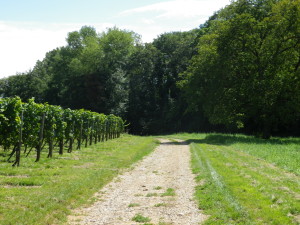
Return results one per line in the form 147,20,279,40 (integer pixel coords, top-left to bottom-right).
68,139,207,225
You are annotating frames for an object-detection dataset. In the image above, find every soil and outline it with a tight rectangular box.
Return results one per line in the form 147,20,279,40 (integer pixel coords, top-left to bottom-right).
68,139,207,225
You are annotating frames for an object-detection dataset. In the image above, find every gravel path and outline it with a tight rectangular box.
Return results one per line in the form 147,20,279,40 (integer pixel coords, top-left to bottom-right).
68,139,207,225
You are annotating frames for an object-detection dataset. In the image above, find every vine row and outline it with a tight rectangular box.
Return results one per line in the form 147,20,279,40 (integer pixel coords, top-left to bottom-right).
0,97,124,166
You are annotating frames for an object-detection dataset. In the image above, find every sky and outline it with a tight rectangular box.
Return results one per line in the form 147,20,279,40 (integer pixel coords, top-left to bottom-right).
0,0,231,78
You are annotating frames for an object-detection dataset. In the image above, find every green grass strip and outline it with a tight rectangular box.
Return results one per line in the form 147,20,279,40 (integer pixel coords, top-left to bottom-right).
0,134,158,225
191,142,298,224
169,133,300,175
191,143,251,224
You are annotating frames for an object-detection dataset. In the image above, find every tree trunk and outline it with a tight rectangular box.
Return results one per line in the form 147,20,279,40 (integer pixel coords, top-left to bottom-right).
68,138,73,153
85,137,88,148
48,139,53,158
59,139,64,155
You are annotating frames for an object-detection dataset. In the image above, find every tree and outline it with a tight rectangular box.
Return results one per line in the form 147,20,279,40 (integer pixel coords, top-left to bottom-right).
0,70,47,102
181,0,300,138
127,44,161,134
47,26,139,116
96,27,140,116
152,30,200,132
126,30,201,134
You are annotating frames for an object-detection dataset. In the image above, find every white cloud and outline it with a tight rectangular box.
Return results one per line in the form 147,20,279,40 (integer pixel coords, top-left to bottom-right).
0,21,114,78
117,0,231,43
142,19,155,25
0,0,232,78
121,24,166,43
121,0,230,19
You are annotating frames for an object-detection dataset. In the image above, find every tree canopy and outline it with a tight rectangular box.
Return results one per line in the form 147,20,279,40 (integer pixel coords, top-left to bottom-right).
1,0,299,138
180,0,300,138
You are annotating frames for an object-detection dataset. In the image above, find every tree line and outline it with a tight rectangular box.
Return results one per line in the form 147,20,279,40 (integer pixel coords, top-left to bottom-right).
1,0,299,138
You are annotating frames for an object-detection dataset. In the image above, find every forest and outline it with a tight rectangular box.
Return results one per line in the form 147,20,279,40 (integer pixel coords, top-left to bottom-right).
0,0,299,138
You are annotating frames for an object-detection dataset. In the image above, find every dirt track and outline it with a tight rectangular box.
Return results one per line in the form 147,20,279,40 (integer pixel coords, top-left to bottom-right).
68,139,207,225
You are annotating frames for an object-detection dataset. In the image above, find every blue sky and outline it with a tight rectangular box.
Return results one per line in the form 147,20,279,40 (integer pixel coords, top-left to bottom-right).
0,0,231,78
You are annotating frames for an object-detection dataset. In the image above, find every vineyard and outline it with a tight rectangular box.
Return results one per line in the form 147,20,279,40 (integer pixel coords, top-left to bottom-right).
0,97,124,166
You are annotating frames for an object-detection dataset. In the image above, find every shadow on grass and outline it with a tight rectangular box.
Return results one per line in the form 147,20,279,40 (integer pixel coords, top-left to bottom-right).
160,141,188,146
185,134,300,146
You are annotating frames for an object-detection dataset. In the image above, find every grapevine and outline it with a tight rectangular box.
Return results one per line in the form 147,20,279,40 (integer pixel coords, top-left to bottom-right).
0,97,124,166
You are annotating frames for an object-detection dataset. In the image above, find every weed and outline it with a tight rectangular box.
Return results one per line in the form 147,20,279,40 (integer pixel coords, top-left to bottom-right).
158,221,173,225
128,203,140,207
132,214,151,223
154,186,162,190
146,193,158,197
134,193,143,197
154,203,168,207
161,188,175,197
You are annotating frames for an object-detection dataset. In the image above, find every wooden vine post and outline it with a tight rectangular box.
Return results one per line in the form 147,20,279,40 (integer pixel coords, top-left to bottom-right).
77,120,83,150
68,121,75,153
36,113,45,162
13,111,23,167
47,129,54,158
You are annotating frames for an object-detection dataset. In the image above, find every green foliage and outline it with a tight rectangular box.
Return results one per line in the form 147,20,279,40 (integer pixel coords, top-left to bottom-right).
1,4,300,136
45,26,138,116
160,188,176,197
132,214,151,223
128,203,140,207
0,97,125,166
0,135,157,224
0,70,47,102
0,96,22,150
127,30,200,134
181,0,300,138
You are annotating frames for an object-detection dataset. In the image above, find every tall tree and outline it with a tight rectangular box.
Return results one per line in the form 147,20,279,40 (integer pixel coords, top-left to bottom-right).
97,27,140,116
181,0,300,138
152,30,200,132
0,68,48,103
127,30,201,134
41,26,139,116
127,44,161,134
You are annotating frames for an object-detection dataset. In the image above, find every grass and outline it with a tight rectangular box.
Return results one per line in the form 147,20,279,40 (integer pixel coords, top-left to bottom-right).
166,133,300,225
134,193,143,197
0,134,158,225
161,188,176,197
158,222,173,225
154,186,162,190
154,203,168,207
167,133,300,175
128,203,140,207
146,193,158,197
132,213,151,223
2,132,299,224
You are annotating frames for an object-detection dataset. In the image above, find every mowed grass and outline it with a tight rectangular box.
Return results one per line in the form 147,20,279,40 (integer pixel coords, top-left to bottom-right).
0,134,158,225
167,133,300,225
